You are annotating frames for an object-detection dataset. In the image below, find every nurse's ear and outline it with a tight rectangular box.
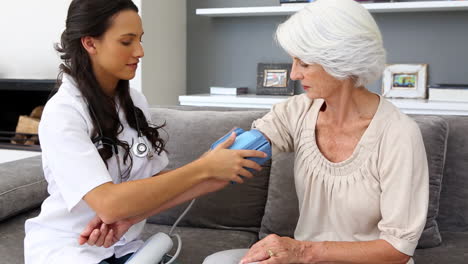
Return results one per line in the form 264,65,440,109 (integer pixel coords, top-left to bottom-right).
81,36,97,55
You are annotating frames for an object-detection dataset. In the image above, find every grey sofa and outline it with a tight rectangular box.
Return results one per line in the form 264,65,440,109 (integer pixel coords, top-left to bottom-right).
1,105,467,264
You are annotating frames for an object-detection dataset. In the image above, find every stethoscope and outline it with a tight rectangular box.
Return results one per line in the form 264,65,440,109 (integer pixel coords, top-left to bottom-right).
130,106,150,158
88,103,151,181
89,103,150,156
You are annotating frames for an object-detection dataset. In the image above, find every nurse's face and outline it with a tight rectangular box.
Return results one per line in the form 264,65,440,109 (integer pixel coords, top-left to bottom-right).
86,10,144,85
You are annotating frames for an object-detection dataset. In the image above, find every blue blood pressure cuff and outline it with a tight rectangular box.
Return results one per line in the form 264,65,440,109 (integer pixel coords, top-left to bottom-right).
210,127,272,168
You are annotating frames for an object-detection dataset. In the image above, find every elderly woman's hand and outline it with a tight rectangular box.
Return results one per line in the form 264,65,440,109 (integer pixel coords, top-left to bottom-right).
240,234,317,264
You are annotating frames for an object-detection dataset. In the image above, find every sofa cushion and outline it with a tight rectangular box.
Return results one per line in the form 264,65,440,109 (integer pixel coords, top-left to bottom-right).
414,231,468,264
0,156,47,221
147,108,271,231
0,208,40,264
142,221,258,264
259,115,449,249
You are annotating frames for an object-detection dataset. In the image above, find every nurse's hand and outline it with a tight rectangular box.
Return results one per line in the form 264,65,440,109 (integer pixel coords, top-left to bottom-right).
78,216,133,248
201,132,266,184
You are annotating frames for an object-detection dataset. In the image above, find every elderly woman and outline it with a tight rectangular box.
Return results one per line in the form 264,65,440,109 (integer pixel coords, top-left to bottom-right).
203,0,429,263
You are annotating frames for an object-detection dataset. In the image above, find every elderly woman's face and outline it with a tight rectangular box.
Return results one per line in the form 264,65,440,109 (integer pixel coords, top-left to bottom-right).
291,58,344,100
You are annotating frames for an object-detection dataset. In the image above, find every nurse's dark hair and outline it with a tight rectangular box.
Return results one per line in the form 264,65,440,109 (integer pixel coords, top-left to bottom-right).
55,0,166,179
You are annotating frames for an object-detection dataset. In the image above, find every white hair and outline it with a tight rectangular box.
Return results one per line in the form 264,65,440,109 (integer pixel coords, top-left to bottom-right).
276,0,386,87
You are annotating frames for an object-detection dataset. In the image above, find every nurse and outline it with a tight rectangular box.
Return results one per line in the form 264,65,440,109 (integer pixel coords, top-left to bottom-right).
23,0,266,263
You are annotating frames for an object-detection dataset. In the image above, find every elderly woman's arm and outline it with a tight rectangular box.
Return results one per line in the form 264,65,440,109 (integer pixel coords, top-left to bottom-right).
240,235,410,264
314,239,410,263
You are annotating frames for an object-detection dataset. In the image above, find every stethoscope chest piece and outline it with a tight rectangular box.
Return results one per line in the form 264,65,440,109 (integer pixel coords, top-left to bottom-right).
132,140,149,158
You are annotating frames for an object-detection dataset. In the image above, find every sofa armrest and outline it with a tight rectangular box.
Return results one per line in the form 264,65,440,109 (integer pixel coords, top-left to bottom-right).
0,156,47,221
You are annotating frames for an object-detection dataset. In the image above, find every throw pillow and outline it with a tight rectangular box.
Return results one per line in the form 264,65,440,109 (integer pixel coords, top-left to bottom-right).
436,116,468,234
259,152,298,239
412,115,449,248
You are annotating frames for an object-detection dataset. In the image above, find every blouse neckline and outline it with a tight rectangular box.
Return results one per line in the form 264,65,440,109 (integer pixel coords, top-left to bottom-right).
303,95,388,172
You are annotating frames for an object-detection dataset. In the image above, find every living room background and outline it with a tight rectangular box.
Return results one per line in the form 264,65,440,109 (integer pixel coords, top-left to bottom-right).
1,0,467,105
187,0,468,95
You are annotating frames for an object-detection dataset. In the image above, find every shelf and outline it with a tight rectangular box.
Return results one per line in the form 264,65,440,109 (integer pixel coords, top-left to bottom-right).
179,94,468,115
179,94,289,109
196,1,468,17
387,98,468,116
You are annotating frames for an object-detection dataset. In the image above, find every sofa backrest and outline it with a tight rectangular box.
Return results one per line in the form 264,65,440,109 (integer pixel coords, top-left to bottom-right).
146,106,271,232
147,106,468,236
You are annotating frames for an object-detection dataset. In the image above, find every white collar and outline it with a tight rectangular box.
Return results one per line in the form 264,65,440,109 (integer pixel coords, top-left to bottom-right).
61,73,83,98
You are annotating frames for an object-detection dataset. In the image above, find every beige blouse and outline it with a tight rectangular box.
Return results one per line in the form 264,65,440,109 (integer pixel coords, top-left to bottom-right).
253,94,429,260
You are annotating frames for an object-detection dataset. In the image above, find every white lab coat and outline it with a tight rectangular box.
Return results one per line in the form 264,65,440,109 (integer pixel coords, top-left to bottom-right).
24,74,168,264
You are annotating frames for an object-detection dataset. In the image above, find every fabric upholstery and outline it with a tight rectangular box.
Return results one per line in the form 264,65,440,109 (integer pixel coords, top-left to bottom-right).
1,107,467,264
413,231,468,263
259,152,298,239
410,115,449,248
437,116,468,232
0,156,47,221
0,208,40,264
147,108,271,230
141,223,258,264
259,115,449,249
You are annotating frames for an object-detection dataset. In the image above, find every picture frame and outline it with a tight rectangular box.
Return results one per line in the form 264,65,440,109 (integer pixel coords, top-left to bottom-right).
256,63,295,96
382,64,428,99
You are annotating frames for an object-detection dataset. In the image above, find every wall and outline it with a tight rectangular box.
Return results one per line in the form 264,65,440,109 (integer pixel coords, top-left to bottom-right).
131,0,142,92
0,0,72,79
187,0,468,95
141,0,186,106
0,0,143,91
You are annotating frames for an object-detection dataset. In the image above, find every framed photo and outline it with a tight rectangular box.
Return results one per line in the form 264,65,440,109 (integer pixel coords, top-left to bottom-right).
256,63,295,96
382,64,428,99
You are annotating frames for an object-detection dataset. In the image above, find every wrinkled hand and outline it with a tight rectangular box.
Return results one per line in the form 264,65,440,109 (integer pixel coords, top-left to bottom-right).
78,216,133,248
202,132,266,184
240,234,307,264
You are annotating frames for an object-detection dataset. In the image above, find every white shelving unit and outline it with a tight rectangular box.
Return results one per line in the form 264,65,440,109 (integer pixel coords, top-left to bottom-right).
179,94,289,109
191,1,468,115
196,1,468,17
179,94,468,115
387,98,468,116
